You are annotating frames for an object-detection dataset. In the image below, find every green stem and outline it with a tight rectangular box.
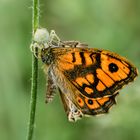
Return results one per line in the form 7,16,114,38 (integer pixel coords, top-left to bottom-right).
26,0,39,140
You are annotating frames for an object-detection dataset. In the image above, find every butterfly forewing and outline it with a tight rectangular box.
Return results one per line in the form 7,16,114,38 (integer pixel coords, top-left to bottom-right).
53,47,137,99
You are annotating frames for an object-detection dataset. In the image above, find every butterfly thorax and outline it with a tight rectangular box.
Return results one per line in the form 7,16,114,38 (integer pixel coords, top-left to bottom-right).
41,48,55,65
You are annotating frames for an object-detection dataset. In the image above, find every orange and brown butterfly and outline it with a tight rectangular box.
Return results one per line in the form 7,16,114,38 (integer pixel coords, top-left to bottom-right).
32,29,138,122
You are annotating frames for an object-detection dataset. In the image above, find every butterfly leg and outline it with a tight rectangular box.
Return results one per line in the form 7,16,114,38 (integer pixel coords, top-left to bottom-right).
58,89,83,122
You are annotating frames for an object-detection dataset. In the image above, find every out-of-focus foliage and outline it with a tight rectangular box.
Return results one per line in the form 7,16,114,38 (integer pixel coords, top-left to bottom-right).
0,0,140,140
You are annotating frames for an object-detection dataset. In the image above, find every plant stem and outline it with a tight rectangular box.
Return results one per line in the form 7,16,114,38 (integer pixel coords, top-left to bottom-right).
26,0,39,140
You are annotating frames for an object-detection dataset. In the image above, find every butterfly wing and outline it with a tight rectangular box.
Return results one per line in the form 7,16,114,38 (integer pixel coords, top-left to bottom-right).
53,47,137,98
59,87,119,122
49,64,119,121
81,93,118,116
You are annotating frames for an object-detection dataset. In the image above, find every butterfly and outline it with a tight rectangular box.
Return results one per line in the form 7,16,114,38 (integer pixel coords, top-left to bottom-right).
32,29,138,122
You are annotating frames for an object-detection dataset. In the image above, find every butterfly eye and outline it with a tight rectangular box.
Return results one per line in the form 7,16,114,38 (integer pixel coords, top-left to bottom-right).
109,63,119,73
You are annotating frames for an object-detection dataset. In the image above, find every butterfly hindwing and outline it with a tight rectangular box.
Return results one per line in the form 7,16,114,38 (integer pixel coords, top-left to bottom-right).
58,85,119,121
81,93,118,116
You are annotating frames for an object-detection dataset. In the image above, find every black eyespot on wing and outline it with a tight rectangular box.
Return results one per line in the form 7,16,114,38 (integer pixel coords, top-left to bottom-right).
88,99,93,105
109,63,119,73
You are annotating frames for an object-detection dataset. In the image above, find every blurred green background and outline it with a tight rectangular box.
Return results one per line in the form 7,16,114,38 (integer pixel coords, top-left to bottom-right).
0,0,140,140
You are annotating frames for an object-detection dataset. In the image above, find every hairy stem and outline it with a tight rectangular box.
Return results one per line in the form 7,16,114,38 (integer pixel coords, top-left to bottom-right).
26,0,39,140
